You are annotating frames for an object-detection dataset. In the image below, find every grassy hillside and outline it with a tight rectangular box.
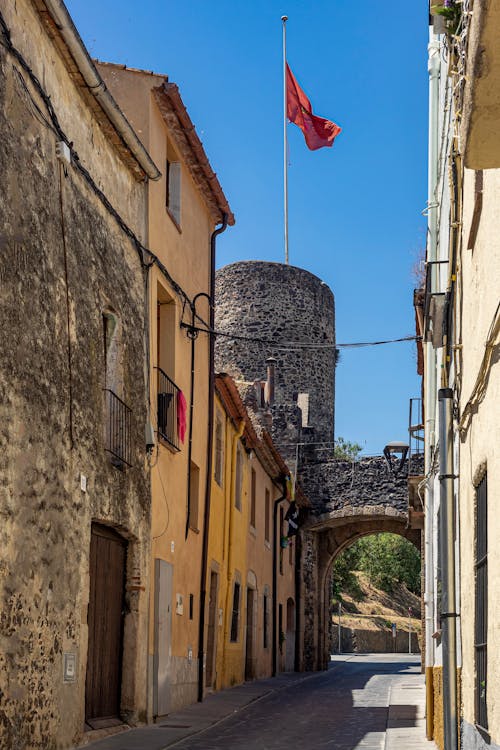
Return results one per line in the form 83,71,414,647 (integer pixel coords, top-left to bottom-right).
332,571,421,644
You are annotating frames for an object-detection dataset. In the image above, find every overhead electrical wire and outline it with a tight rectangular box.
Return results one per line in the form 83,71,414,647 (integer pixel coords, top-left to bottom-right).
1,11,422,355
180,322,420,350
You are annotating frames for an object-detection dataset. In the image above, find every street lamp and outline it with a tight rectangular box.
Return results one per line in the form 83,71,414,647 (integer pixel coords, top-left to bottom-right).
383,441,409,474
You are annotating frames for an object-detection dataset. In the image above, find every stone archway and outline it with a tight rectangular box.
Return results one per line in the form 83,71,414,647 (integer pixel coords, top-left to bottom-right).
297,500,422,672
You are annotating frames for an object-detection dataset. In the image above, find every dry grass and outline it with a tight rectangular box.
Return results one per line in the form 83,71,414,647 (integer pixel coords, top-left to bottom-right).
335,572,421,633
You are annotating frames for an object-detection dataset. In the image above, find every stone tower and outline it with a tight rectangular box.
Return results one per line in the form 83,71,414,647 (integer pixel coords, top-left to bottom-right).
214,261,335,470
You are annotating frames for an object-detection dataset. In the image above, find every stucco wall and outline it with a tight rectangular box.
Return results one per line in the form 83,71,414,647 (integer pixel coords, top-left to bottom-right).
458,167,500,745
0,2,150,748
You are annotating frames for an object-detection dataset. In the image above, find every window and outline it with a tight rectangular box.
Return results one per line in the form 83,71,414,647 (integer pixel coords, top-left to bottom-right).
279,506,284,575
103,310,121,394
250,469,256,529
235,447,243,511
189,593,194,620
102,310,131,468
475,472,488,732
230,582,241,642
264,488,270,543
165,143,181,227
297,393,310,427
156,283,176,378
214,415,224,486
289,535,293,566
156,283,179,449
263,589,270,648
189,461,200,531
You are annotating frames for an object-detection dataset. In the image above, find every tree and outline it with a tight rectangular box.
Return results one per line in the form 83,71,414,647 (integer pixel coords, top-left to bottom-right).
356,534,421,594
333,437,362,461
331,533,421,599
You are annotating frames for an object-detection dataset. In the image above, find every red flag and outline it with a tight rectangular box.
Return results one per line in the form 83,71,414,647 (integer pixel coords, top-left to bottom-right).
286,63,341,150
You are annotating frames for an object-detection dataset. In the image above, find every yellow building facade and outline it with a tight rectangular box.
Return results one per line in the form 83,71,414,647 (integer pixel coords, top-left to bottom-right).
98,64,234,716
205,375,296,693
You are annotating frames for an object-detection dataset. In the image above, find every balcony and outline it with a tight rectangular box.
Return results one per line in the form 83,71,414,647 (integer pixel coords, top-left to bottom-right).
104,389,132,469
156,367,181,451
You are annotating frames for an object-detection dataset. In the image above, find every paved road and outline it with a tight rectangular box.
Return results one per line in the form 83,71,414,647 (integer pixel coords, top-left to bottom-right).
173,655,425,750
85,655,435,750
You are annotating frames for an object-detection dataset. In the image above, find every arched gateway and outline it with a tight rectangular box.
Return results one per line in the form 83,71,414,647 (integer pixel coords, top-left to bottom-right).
297,455,422,671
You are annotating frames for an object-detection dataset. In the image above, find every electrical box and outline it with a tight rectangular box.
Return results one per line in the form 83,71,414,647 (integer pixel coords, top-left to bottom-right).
55,141,71,166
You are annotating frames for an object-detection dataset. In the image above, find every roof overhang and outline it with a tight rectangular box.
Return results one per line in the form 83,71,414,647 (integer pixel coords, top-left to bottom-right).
153,83,235,226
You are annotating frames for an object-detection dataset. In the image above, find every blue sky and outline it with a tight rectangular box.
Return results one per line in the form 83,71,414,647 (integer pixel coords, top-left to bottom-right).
66,0,428,455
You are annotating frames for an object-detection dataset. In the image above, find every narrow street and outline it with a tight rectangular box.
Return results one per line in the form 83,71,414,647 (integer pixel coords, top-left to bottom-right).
86,655,436,750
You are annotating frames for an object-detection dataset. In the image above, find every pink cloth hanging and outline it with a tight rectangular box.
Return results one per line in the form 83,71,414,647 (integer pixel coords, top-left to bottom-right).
177,389,187,444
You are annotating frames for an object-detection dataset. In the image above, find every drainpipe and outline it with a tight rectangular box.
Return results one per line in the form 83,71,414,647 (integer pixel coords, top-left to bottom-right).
438,389,458,750
42,0,161,181
197,215,228,702
424,29,441,735
222,419,245,651
272,481,287,676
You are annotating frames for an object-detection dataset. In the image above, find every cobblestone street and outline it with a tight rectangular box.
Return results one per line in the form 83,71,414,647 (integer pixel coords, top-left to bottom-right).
85,655,436,750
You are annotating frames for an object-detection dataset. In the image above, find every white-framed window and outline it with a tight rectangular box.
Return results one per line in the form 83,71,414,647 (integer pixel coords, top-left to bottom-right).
165,147,181,227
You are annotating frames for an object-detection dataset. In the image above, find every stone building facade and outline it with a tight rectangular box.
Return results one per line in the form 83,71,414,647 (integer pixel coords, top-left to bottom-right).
0,1,157,747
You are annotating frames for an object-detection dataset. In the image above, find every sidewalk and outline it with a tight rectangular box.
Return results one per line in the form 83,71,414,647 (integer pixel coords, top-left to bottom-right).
80,656,437,750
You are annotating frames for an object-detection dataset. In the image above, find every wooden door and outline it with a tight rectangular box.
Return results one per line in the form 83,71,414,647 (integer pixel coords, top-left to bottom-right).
85,524,126,727
206,571,218,688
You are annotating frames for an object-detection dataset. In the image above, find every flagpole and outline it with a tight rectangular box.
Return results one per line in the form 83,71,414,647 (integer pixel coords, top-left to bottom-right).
282,15,289,265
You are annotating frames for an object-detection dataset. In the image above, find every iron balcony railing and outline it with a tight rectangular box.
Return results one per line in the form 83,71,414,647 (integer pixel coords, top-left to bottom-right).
408,397,424,477
104,389,132,468
156,366,180,451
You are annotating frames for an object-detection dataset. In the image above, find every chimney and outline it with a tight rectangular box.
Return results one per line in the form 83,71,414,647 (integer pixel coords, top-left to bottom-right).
264,357,276,406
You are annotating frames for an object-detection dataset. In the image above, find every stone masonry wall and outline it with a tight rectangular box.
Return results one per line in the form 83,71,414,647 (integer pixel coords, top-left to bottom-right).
0,4,150,747
215,261,335,467
300,455,415,518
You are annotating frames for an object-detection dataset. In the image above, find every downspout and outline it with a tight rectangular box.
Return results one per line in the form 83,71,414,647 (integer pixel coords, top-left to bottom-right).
222,419,245,650
438,389,458,750
294,528,302,672
272,481,287,677
185,301,197,539
41,0,161,181
197,215,228,701
425,29,441,738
